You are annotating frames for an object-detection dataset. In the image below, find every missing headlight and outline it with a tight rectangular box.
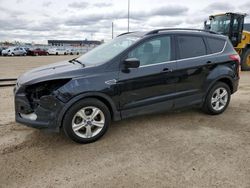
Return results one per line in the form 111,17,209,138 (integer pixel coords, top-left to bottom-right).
26,79,71,105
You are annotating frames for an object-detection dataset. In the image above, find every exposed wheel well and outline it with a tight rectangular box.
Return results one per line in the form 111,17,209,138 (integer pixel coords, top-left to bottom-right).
217,78,233,94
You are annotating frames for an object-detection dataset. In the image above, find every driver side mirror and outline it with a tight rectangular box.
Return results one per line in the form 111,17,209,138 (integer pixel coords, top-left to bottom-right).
123,58,140,69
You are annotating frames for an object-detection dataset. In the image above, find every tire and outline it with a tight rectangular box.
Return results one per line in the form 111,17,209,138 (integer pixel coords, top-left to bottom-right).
35,53,38,56
202,82,231,115
241,48,250,71
56,52,58,55
11,53,14,56
63,98,111,144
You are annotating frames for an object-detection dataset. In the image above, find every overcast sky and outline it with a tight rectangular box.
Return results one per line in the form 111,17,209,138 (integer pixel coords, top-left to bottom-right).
0,0,249,44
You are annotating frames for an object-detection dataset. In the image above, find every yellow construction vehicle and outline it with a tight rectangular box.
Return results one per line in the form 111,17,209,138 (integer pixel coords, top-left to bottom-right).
204,12,250,71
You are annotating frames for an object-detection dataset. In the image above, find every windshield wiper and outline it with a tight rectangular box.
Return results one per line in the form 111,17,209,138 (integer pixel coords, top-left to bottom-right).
69,58,85,67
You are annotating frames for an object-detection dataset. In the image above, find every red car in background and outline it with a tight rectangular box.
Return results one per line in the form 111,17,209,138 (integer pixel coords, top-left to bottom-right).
27,48,49,56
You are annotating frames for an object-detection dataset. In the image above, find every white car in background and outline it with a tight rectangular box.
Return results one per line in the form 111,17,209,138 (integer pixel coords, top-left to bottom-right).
2,47,27,56
68,48,80,55
48,48,68,55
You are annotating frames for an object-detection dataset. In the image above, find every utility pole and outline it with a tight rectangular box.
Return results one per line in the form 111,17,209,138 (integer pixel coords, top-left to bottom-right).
112,22,114,39
128,0,130,32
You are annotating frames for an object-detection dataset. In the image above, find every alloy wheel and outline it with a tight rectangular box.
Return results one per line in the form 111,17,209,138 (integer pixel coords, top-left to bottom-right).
71,106,105,138
211,87,228,111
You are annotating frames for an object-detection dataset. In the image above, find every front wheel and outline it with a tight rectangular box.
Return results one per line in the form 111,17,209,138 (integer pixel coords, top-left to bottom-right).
202,82,231,115
63,98,111,144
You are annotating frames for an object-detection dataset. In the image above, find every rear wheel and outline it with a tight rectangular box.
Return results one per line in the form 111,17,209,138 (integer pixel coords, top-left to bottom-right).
241,48,250,71
202,82,231,115
63,98,111,144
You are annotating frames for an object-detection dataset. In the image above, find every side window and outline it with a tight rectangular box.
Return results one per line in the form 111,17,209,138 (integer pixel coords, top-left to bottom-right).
128,36,171,66
177,36,206,59
206,37,225,54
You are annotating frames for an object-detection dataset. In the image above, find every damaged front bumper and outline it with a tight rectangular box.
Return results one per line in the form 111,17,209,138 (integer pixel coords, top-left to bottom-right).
14,83,65,131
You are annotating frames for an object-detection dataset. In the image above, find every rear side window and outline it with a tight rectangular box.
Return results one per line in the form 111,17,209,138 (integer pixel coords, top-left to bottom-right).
206,37,225,54
177,36,206,59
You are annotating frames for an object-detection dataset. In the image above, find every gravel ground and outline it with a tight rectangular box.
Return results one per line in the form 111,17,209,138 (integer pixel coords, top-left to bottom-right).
0,56,250,188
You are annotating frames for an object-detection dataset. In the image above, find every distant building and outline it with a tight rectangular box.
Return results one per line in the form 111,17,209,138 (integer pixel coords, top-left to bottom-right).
48,40,102,47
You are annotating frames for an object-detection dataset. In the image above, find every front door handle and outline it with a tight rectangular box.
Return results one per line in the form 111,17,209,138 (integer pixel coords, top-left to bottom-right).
162,68,173,72
206,61,213,64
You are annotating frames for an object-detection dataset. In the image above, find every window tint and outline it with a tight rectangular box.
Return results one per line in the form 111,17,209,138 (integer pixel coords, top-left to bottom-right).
128,36,171,66
177,36,206,59
206,37,225,54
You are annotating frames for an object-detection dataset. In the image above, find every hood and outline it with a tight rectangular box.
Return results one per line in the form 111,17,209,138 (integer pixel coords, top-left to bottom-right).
18,60,87,86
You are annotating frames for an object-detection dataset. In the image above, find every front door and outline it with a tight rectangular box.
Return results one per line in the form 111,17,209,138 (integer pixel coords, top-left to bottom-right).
118,35,178,118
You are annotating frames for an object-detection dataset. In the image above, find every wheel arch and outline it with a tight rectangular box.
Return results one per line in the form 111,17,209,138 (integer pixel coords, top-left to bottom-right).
57,92,121,128
206,76,234,96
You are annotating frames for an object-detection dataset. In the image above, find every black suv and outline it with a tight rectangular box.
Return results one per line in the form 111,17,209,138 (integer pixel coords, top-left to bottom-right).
14,29,240,143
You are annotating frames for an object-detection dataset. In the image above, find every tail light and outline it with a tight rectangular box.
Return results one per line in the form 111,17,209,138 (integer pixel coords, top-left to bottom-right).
229,54,241,63
229,54,241,77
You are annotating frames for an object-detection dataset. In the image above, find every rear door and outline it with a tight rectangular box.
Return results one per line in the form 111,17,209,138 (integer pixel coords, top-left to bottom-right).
174,34,210,108
118,35,178,118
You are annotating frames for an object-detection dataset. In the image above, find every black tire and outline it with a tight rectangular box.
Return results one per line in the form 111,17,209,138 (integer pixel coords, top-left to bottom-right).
63,98,111,144
202,82,231,115
56,52,58,55
241,48,250,71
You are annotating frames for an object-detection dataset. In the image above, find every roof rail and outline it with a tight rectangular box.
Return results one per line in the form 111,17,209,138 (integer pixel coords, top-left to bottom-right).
145,28,219,35
117,32,135,37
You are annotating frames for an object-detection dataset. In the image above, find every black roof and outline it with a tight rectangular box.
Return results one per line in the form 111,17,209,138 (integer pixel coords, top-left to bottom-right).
119,28,227,39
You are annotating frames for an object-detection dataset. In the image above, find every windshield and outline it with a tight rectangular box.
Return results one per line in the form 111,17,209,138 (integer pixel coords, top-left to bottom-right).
210,15,231,34
77,35,140,66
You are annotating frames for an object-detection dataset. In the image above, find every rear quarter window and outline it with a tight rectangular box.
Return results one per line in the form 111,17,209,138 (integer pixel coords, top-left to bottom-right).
206,37,226,54
177,35,206,59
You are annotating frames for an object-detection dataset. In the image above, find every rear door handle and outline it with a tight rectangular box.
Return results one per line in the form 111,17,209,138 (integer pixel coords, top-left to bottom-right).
206,61,213,64
162,68,173,72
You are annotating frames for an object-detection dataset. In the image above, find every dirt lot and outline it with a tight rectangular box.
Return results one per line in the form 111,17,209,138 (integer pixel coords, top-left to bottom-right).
0,56,250,188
